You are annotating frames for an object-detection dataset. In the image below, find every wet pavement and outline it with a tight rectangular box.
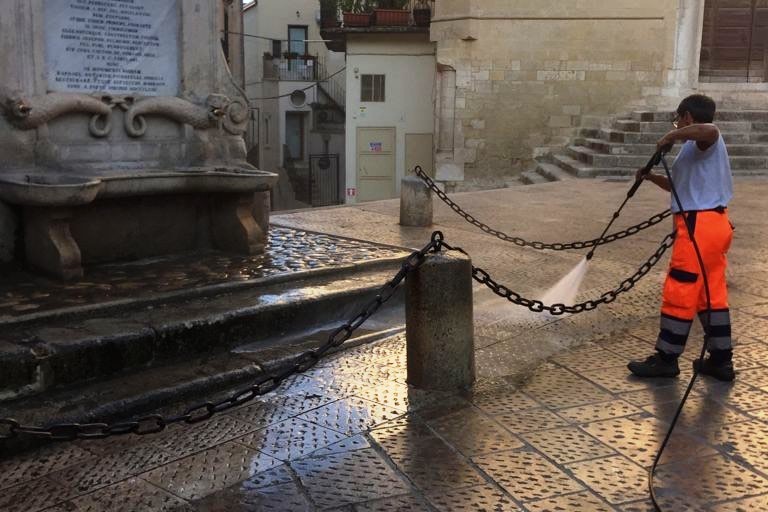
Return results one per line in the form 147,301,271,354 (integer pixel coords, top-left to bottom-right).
2,178,768,511
0,227,408,321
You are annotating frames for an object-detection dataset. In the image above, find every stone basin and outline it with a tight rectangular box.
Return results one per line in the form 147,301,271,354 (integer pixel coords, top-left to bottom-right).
0,167,278,206
0,174,103,207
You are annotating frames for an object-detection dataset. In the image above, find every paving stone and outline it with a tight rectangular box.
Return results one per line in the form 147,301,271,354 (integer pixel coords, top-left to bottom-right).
291,448,409,509
150,415,260,459
68,477,190,512
470,389,541,415
582,414,717,468
425,408,524,457
352,493,431,511
523,365,613,409
235,417,348,461
141,441,281,501
189,480,311,512
48,445,174,495
370,421,486,493
566,455,648,505
715,493,768,512
522,426,617,465
524,490,614,512
0,444,93,491
492,407,570,434
297,396,406,435
473,448,584,502
556,399,645,424
426,484,521,511
0,477,72,512
654,454,768,509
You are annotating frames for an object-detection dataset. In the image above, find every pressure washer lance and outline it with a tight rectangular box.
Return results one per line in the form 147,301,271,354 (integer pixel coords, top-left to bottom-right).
584,147,665,261
647,151,715,512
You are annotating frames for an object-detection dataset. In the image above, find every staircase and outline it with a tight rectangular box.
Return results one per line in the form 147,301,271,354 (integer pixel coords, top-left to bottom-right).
521,110,768,184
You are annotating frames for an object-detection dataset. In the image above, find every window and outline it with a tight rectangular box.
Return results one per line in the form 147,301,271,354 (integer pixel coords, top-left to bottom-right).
361,74,385,102
271,39,281,57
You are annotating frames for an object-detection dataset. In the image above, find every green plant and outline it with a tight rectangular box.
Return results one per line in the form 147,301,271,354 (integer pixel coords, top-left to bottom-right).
339,0,367,13
373,0,408,8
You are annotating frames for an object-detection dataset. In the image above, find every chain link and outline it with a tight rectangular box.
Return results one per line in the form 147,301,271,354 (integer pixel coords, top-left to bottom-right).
414,166,672,251
0,235,444,442
441,232,675,316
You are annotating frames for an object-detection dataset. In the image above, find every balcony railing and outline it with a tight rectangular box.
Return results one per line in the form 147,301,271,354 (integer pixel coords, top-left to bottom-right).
320,0,435,29
263,54,321,82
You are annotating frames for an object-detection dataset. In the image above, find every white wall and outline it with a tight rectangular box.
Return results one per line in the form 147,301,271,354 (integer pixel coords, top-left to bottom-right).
345,34,436,203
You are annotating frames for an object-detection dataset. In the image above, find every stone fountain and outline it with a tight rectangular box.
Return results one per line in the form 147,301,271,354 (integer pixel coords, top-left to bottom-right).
0,0,277,279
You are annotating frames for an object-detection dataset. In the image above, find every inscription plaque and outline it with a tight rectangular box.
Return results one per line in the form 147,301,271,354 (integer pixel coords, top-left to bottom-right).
44,0,179,96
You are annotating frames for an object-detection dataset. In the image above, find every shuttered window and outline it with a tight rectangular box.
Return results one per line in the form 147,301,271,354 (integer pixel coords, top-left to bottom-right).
361,74,386,102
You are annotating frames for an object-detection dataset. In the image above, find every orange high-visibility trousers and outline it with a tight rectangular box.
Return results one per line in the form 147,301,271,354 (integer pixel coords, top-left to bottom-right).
655,210,734,357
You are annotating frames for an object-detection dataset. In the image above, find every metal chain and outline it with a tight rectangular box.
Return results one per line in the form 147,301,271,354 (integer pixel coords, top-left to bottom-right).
414,166,672,251
441,232,675,316
0,233,446,442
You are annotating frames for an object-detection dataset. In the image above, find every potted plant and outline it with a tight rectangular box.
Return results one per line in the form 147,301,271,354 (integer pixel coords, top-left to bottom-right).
341,0,372,27
413,1,431,26
282,51,299,60
263,52,273,60
373,0,410,27
320,0,341,28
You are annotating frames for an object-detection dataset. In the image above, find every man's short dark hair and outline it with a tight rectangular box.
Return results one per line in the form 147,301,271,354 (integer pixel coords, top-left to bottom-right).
677,94,716,123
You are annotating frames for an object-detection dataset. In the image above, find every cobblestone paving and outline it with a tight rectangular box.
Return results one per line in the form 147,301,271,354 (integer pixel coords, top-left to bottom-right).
0,227,409,320
2,179,768,511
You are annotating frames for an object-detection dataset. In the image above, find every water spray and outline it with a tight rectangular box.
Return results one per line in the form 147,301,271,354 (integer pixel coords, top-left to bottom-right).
541,149,665,305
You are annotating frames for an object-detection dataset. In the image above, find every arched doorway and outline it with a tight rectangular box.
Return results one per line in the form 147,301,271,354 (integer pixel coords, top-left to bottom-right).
700,0,768,82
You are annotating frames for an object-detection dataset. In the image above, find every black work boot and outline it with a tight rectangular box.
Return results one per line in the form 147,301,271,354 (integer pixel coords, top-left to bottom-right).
693,357,735,382
628,352,680,378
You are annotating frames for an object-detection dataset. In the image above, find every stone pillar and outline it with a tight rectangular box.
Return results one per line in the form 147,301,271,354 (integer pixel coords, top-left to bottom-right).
399,176,433,227
24,207,83,280
406,250,474,390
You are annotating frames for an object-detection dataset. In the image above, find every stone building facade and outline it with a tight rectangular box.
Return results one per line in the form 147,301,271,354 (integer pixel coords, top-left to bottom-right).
431,0,765,189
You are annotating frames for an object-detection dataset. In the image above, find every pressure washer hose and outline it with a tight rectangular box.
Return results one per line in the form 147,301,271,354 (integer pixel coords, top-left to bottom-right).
647,152,714,512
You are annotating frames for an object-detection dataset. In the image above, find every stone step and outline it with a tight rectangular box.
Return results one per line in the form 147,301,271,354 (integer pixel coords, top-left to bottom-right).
632,110,768,122
568,145,768,169
550,153,625,178
520,169,549,185
578,138,768,157
599,129,753,145
537,162,576,181
553,165,768,181
614,119,753,133
0,262,408,403
0,325,405,454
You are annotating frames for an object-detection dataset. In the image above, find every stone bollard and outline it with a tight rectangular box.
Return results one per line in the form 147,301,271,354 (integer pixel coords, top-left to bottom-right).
406,249,475,390
399,176,433,227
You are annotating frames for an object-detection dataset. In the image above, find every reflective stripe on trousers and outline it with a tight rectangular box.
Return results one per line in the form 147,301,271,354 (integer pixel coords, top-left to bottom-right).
655,211,734,356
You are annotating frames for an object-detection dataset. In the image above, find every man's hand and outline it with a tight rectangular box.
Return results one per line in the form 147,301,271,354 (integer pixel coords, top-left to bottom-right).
635,167,649,182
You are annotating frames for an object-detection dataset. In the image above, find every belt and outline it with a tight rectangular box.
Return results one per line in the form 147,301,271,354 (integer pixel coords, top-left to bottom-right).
674,206,726,215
